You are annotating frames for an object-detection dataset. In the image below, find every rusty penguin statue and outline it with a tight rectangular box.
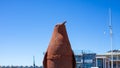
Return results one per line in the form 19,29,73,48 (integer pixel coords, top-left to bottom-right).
43,21,76,68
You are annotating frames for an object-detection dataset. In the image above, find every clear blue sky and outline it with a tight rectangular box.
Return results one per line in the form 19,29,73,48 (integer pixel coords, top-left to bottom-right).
0,0,120,66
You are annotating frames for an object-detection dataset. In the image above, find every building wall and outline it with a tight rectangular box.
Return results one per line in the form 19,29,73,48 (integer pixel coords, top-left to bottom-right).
75,53,96,68
75,52,120,68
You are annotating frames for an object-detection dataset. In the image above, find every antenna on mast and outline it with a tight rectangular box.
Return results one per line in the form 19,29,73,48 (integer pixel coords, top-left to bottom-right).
109,8,113,68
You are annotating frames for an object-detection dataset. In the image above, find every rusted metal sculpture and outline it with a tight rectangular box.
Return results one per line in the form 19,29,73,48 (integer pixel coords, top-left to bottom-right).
43,21,76,68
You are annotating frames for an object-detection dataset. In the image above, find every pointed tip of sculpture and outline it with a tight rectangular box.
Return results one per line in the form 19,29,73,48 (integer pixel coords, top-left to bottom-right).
62,21,67,25
55,21,67,26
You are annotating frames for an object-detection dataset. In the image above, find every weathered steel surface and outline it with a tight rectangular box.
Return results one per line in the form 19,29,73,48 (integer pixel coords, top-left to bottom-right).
43,22,76,68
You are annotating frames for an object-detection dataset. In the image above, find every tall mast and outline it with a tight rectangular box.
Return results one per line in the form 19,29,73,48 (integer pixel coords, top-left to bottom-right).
109,8,113,68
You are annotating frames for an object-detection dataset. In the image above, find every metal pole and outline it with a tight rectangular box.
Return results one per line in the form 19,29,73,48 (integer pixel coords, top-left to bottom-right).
109,8,113,68
105,58,106,68
82,50,85,68
33,56,35,68
96,58,98,67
